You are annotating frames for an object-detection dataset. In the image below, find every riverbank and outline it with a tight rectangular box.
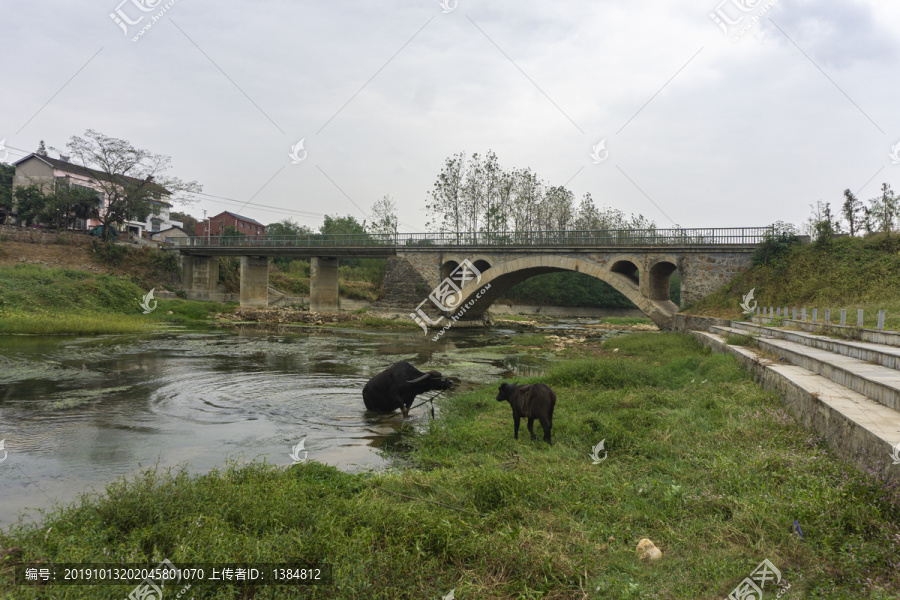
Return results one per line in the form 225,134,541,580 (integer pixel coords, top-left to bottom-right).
1,333,897,599
685,232,900,330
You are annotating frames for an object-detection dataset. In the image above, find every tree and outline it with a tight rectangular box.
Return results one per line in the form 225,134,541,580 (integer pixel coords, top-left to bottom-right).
266,218,313,237
63,130,201,240
0,164,14,225
867,183,898,234
841,189,863,236
426,152,467,235
320,214,367,236
367,194,399,239
12,185,48,227
222,225,244,237
170,211,199,233
41,179,101,230
803,200,839,241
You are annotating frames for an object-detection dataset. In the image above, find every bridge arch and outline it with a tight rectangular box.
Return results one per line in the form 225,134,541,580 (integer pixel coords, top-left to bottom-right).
452,256,677,328
647,257,679,303
441,256,492,281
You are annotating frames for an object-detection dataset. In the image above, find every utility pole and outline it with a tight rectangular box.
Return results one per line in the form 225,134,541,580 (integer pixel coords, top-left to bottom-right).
203,209,208,245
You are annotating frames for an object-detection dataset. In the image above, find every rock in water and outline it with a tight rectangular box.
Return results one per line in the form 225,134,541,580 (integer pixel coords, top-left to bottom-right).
636,538,662,560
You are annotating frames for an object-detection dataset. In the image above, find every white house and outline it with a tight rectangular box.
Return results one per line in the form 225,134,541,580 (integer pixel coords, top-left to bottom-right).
12,151,182,235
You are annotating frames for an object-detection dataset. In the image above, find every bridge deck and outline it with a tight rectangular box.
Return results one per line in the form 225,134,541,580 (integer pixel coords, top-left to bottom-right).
171,227,774,257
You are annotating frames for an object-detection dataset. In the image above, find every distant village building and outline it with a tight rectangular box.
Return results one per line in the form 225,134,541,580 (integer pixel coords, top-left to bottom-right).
11,152,182,235
150,225,194,244
195,211,266,238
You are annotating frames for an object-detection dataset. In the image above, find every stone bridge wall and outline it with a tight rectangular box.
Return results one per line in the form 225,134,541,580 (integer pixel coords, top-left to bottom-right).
379,248,754,326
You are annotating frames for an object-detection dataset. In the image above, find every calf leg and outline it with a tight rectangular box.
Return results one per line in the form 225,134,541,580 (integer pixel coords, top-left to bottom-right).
539,415,552,444
527,417,536,440
513,415,520,439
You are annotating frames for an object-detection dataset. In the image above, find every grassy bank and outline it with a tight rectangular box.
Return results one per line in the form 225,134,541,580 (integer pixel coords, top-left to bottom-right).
688,233,900,329
0,264,225,334
1,333,897,599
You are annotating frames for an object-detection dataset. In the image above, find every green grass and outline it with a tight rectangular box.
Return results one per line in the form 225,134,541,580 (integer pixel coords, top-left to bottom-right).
689,233,900,330
2,333,897,599
724,332,756,346
0,264,224,334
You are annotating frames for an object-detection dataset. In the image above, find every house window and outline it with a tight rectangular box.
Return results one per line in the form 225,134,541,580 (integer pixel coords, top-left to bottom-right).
152,204,161,216
151,218,162,232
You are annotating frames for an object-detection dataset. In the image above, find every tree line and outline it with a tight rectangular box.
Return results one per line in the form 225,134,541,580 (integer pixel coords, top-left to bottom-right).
806,183,898,240
426,150,655,235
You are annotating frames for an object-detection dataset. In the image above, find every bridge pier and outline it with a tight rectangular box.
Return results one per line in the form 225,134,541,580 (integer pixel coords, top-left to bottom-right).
310,257,339,312
181,255,224,302
240,256,269,308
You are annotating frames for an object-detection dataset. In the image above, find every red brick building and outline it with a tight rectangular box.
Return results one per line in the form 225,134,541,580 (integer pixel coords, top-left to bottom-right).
195,211,266,238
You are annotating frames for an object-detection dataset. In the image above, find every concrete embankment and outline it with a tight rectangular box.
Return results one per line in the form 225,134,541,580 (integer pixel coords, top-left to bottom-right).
692,322,900,484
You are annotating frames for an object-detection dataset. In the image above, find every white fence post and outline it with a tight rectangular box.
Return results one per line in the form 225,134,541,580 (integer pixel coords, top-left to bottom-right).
840,309,846,326
878,310,885,330
858,309,864,328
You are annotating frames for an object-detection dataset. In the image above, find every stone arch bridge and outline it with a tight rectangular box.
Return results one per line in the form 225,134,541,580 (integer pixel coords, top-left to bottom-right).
173,227,770,330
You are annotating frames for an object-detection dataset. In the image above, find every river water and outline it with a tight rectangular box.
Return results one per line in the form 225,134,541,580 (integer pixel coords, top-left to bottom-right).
0,324,549,527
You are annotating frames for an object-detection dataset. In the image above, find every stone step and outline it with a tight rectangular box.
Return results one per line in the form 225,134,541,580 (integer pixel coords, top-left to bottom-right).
725,321,900,371
709,325,900,412
692,330,900,483
750,316,900,348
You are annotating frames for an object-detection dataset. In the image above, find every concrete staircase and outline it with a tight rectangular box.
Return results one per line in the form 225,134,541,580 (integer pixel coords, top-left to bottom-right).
692,321,900,483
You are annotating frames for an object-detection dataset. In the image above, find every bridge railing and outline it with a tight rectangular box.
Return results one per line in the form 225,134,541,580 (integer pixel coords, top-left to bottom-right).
170,226,774,248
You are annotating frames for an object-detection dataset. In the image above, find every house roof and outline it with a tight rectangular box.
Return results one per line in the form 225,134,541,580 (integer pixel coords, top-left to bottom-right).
152,225,193,236
211,210,265,227
13,153,172,200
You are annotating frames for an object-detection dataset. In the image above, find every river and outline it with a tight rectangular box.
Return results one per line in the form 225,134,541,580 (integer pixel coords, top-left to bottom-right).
0,324,551,527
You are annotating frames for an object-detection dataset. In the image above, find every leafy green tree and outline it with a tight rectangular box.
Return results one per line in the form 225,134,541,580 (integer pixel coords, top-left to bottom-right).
0,164,14,224
320,214,367,236
367,195,399,239
41,180,101,230
170,211,198,233
12,185,49,227
64,130,201,240
842,189,863,236
266,218,313,237
867,183,897,234
222,225,244,237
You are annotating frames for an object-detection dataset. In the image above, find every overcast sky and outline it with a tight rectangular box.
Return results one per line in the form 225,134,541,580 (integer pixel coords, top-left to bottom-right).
2,0,899,232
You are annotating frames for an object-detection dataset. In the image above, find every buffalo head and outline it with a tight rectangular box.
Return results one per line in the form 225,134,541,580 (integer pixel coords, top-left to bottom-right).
496,381,519,402
407,370,454,391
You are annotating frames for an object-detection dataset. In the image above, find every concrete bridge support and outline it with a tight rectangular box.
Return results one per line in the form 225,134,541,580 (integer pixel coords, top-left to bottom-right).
240,256,269,308
181,255,224,302
310,257,339,312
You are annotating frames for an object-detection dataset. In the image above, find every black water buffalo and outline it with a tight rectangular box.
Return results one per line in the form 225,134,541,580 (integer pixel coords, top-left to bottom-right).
496,382,556,444
363,361,454,417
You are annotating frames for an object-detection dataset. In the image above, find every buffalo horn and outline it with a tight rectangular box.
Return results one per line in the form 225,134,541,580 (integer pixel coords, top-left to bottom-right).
407,372,432,384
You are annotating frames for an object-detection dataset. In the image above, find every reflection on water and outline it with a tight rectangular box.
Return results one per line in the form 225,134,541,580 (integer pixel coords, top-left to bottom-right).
0,325,550,526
